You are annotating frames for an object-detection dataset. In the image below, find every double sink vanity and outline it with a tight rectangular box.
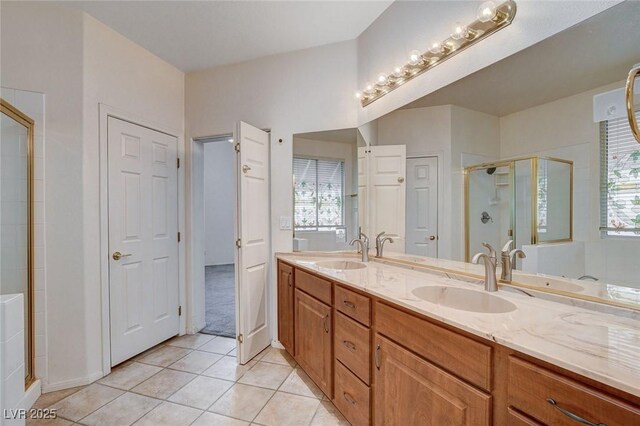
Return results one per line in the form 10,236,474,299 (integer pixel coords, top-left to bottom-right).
276,252,640,425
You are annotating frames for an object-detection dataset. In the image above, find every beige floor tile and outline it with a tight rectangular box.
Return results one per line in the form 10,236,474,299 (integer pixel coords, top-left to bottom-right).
201,356,255,381
97,362,162,390
166,333,214,349
227,347,237,357
168,350,223,374
279,368,324,399
252,347,270,361
131,369,196,399
80,392,160,426
32,386,85,409
198,337,237,354
132,342,166,361
50,384,124,422
208,383,274,422
254,392,320,426
260,348,296,367
137,346,191,367
168,376,234,410
26,418,74,426
133,401,202,426
310,400,350,426
191,412,249,426
237,361,292,390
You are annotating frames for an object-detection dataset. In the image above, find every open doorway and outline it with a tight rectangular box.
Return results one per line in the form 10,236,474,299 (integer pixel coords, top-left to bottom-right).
201,134,236,337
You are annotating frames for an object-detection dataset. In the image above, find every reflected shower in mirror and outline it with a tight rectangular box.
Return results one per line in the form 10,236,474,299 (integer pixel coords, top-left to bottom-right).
292,128,364,252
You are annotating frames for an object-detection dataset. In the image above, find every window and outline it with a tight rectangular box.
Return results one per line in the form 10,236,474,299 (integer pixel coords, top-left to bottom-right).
293,157,344,231
600,110,640,237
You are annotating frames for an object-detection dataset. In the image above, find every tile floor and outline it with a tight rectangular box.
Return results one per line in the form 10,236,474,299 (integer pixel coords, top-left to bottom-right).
29,334,349,426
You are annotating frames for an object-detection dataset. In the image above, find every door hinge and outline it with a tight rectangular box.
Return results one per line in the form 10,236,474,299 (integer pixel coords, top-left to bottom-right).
177,158,180,168
234,143,240,153
178,305,182,316
177,232,181,242
237,334,244,343
235,238,242,248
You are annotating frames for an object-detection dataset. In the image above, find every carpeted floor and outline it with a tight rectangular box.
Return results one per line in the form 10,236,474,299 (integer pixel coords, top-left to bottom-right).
201,264,236,337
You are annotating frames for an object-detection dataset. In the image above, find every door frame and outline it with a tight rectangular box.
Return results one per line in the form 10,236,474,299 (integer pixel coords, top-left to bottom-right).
406,153,442,258
98,104,186,376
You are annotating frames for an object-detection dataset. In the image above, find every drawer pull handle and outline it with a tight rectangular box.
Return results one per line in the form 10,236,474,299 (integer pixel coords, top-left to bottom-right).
343,300,356,309
343,392,357,405
546,399,606,426
342,340,356,351
375,344,381,370
323,314,330,333
287,273,292,287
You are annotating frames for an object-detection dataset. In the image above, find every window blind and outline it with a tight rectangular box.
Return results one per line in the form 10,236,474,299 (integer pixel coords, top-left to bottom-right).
293,157,344,230
600,110,640,236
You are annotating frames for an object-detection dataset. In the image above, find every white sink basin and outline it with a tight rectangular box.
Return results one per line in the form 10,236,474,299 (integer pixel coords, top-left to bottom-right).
412,286,517,314
314,260,367,271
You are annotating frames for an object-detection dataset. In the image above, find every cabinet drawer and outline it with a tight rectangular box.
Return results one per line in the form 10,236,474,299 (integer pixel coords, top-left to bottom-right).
295,268,332,305
507,408,543,426
375,301,492,391
508,356,640,426
335,312,371,385
335,285,371,326
334,360,370,426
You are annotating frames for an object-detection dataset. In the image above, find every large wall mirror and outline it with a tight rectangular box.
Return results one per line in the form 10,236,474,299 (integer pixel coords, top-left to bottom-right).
1,99,34,386
298,1,640,311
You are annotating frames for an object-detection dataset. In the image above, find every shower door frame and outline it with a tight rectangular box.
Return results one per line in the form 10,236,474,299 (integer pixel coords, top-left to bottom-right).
0,99,35,388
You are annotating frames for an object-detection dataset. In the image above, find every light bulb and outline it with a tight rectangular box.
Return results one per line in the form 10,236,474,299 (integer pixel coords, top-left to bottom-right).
228,138,234,143
477,1,497,23
451,22,468,40
377,73,389,85
393,66,405,78
355,92,362,99
429,42,443,55
408,50,422,66
364,83,374,95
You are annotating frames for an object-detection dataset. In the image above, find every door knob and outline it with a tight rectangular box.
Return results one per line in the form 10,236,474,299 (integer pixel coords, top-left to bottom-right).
112,251,132,261
428,235,436,241
242,165,251,174
397,177,405,183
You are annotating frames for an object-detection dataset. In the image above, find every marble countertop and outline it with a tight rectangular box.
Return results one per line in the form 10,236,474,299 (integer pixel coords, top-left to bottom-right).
277,252,640,398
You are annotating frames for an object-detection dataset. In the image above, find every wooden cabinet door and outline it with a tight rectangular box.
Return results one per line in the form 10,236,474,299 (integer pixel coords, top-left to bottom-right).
374,335,491,426
295,289,333,397
277,262,294,355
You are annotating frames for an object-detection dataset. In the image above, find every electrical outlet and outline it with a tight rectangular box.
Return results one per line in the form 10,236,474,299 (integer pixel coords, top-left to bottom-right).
280,216,292,230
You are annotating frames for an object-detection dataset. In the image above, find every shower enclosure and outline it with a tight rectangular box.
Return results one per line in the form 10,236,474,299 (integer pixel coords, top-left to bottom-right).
465,157,573,264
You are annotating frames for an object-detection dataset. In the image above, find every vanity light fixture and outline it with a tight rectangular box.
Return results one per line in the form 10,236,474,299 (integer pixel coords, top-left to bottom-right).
356,0,517,107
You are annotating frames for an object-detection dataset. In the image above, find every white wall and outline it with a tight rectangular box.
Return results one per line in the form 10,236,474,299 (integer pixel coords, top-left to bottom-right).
204,142,235,265
1,2,185,390
356,1,621,125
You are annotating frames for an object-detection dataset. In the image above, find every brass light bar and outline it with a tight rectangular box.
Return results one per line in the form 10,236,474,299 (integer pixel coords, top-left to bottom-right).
358,1,517,107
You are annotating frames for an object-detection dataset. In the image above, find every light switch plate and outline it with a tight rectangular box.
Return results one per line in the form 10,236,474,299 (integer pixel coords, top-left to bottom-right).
280,216,292,230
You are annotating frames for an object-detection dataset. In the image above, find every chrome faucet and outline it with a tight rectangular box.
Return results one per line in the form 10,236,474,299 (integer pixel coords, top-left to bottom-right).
500,240,526,283
471,242,498,292
350,232,370,262
375,232,394,258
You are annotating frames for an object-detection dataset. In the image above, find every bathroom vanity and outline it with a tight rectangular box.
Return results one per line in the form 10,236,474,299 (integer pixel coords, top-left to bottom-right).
276,254,640,426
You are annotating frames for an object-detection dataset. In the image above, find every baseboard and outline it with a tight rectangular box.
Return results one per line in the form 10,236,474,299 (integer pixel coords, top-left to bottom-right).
19,379,41,410
41,371,103,393
271,340,284,349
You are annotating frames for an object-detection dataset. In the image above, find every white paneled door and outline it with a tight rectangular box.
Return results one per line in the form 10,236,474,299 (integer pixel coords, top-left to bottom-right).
406,157,438,257
235,121,271,365
369,145,406,249
108,117,179,366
